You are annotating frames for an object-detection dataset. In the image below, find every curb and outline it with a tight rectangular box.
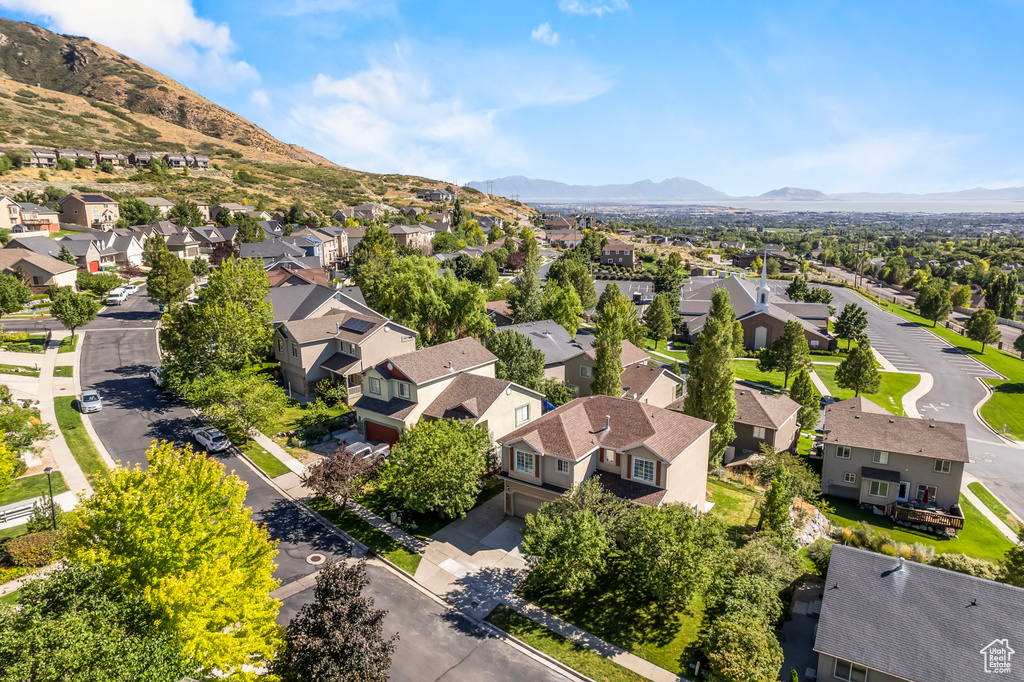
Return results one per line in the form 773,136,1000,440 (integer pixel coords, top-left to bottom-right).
900,372,932,419
970,377,1024,449
964,476,1024,532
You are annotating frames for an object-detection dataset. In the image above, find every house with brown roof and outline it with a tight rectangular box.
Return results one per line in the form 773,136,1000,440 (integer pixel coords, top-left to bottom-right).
58,193,120,229
618,364,685,408
565,340,652,397
485,300,513,327
0,248,78,290
729,385,799,459
28,148,58,169
96,150,128,167
139,197,176,218
353,337,542,445
15,202,60,232
601,240,640,269
821,397,969,531
497,395,714,517
544,229,583,249
267,266,329,288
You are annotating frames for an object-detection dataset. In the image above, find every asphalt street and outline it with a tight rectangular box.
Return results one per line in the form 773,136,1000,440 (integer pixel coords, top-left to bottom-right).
65,290,570,681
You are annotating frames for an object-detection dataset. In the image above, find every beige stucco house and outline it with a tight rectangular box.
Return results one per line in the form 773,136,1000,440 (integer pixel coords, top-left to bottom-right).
565,340,651,397
497,395,714,518
618,363,685,408
0,248,78,290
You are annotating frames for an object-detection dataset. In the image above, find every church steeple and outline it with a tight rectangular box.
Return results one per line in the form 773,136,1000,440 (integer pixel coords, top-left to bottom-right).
755,248,770,312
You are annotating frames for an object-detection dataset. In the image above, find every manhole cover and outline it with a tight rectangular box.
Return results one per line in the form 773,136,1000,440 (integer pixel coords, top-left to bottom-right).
306,553,327,566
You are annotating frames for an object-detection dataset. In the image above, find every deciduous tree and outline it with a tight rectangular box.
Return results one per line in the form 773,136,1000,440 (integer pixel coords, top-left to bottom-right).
785,276,809,301
835,342,880,396
834,302,868,350
186,370,288,439
756,320,810,388
951,285,972,308
643,292,674,346
146,250,193,308
235,213,263,243
916,285,953,327
789,368,819,431
547,253,597,311
50,287,100,335
486,329,545,389
1002,530,1024,588
168,200,204,228
985,272,1021,320
0,273,32,319
117,197,159,227
965,308,1000,354
302,446,380,511
508,251,543,323
142,233,167,267
591,296,632,397
542,279,583,337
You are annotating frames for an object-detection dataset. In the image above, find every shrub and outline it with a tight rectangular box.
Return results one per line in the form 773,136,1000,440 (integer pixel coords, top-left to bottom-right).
880,542,897,557
930,553,999,580
805,538,833,575
298,399,332,430
4,529,61,567
314,377,348,407
11,457,27,479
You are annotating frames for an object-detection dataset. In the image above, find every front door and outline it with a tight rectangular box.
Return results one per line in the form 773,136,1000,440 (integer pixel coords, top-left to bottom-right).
754,326,768,350
897,481,910,502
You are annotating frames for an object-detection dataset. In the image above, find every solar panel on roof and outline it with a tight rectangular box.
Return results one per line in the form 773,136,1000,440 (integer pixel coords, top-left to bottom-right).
82,194,109,202
341,318,374,334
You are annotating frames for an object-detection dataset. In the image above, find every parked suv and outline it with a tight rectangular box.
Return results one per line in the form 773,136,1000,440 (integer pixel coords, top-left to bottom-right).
105,288,128,306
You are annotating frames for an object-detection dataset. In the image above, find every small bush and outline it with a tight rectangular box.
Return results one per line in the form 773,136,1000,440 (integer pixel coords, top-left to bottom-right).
4,529,61,567
314,377,348,407
11,457,27,479
298,399,332,430
930,553,999,580
805,538,833,575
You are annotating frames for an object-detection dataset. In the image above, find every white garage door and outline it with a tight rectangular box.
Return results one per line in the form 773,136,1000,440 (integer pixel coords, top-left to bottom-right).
513,493,544,518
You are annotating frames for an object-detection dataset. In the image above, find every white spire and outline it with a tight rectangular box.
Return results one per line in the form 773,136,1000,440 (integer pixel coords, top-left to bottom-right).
756,247,770,312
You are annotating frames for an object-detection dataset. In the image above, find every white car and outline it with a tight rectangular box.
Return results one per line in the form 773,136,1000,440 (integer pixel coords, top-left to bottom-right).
123,284,139,295
81,390,102,413
149,366,163,387
192,427,230,453
105,288,128,305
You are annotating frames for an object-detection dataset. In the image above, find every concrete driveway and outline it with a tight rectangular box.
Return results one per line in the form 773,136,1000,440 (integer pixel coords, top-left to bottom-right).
415,495,530,620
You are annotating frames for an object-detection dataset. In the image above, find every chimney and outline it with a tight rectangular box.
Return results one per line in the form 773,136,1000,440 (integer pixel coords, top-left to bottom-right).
605,415,610,431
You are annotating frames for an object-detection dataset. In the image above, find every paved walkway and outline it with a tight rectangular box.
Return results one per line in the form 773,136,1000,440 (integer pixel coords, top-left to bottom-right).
807,368,831,398
901,372,932,419
246,430,312,499
961,472,1022,544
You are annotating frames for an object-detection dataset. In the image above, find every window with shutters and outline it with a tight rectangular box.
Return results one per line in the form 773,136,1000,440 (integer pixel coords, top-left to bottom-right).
632,458,655,483
515,450,534,474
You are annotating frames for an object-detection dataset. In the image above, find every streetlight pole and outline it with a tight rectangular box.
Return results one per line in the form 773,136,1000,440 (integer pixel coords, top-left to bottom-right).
43,466,56,530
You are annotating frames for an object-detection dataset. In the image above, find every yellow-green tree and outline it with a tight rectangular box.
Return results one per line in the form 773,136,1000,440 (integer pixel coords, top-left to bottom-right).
66,441,281,679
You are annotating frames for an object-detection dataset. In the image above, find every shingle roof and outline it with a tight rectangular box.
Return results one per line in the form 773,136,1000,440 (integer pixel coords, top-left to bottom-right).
6,237,59,258
267,266,329,287
421,373,516,420
0,248,77,275
240,240,306,259
320,352,360,374
815,545,1024,682
823,398,969,462
266,284,340,323
594,470,666,506
282,309,384,344
498,395,714,463
351,395,419,420
381,337,496,385
583,340,650,366
734,386,799,429
861,466,901,483
619,364,669,400
503,320,593,365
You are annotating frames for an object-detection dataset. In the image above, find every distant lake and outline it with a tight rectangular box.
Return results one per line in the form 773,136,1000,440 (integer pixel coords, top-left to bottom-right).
700,200,1024,214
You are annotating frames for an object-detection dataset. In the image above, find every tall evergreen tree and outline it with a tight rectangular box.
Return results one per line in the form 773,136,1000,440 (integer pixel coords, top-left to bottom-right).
643,292,674,346
835,343,881,396
789,368,819,431
684,288,737,467
57,244,77,265
509,252,543,323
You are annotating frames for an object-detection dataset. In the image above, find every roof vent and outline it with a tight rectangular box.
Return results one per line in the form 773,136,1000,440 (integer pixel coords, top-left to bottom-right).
854,415,860,419
605,415,611,431
898,557,905,570
448,360,453,369
889,419,895,424
928,424,935,428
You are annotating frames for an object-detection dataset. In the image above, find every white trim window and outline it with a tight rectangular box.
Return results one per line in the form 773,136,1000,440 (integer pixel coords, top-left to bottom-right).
843,472,856,484
934,459,951,474
916,484,937,502
836,445,851,459
368,377,381,395
516,404,530,426
632,458,655,484
556,459,569,474
515,449,534,474
872,451,889,465
833,658,867,682
869,480,890,498
752,426,766,439
291,343,298,359
398,382,410,399
580,365,592,378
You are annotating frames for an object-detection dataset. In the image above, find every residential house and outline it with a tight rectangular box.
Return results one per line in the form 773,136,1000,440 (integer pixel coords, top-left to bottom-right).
727,386,799,462
389,224,435,253
677,267,831,350
139,222,201,259
478,216,504,232
497,395,715,517
601,240,640,269
399,206,425,219
240,239,310,262
316,225,350,259
0,196,20,229
344,226,367,251
57,149,96,167
163,153,187,169
192,154,211,169
190,225,238,254
266,284,348,325
258,221,287,239
0,248,78,290
274,294,416,399
7,236,101,272
814,544,1024,682
139,197,176,218
416,189,454,203
211,203,253,222
267,266,330,288
240,209,273,221
262,254,324,271
28,148,58,168
423,211,452,228
16,203,60,232
291,227,340,265
332,208,354,222
485,300,514,327
354,337,541,445
61,231,143,267
95,150,128,167
821,397,969,530
194,201,211,222
58,193,120,229
128,152,154,167
566,340,651,397
544,217,574,229
544,229,583,249
710,240,745,250
502,320,594,381
351,203,391,221
618,364,685,408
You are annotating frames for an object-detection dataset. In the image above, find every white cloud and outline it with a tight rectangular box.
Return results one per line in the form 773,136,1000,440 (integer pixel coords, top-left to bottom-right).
250,89,271,109
558,0,628,17
0,0,258,90
531,23,560,46
265,0,396,18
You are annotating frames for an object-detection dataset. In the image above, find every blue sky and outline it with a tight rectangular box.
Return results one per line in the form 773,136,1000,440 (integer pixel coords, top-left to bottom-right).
2,0,1023,194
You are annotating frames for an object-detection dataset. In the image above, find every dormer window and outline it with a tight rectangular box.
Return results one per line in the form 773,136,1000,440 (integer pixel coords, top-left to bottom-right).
398,382,410,399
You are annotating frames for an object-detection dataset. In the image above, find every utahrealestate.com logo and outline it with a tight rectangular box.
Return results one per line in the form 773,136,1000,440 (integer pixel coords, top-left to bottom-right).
980,639,1015,674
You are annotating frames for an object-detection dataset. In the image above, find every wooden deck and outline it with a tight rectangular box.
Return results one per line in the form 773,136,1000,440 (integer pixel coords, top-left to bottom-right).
885,502,965,529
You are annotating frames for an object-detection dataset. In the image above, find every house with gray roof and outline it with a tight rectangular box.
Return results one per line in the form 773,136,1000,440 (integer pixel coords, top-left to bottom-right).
266,284,347,325
139,197,176,218
7,235,106,271
240,239,307,260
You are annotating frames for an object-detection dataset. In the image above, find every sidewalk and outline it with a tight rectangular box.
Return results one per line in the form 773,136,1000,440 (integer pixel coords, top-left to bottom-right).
247,430,311,499
961,473,1022,544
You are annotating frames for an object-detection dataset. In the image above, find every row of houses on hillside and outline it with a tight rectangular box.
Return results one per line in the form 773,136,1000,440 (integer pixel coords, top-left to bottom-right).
0,147,210,170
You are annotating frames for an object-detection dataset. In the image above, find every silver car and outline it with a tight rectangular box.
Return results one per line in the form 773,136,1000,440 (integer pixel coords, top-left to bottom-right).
192,427,230,453
81,390,102,413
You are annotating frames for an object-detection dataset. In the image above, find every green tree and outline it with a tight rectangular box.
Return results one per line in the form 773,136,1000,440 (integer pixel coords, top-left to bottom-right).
1002,530,1024,588
432,231,464,253
756,320,809,388
542,279,583,337
1014,331,1024,356
916,285,953,327
186,371,288,440
508,251,543,323
965,308,1000,353
0,273,32,319
834,302,868,350
75,155,92,169
65,441,281,677
50,288,100,335
0,440,16,499
3,148,31,169
235,213,263,243
703,613,784,682
189,257,210,278
538,376,576,407
785,276,809,301
57,243,77,265
766,257,781,277
789,368,819,431
274,560,398,682
643,292,674,346
383,419,490,519
168,200,204,227
591,296,631,397
352,224,398,310
486,329,545,389
951,285,972,308
835,342,880,396
684,288,737,466
580,230,607,260
301,447,379,511
55,156,75,171
805,286,833,304
547,253,597,311
117,197,159,227
0,563,195,682
596,282,622,316
667,251,683,270
146,250,194,308
760,466,793,537
215,208,234,227
652,258,684,313
141,233,167,266
985,272,1021,320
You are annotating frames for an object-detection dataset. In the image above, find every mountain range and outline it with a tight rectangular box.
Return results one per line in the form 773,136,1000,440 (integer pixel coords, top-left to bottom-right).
468,176,1024,204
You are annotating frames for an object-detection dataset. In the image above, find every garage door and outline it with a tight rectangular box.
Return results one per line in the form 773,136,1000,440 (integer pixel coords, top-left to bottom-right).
512,493,544,519
365,420,400,445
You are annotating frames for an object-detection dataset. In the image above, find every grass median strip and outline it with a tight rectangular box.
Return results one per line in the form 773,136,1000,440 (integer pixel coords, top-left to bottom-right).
485,605,649,682
0,364,40,377
53,396,108,483
308,496,421,574
0,471,70,506
53,365,73,378
238,439,290,478
57,334,79,354
815,364,920,414
968,481,1023,533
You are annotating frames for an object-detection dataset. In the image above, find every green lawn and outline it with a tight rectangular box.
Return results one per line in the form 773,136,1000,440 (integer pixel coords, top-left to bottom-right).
981,379,1024,441
0,590,21,607
307,496,421,574
266,400,351,436
0,525,26,543
814,365,920,414
968,482,1022,533
707,478,761,536
644,338,688,362
485,605,649,682
823,494,1013,564
53,365,73,378
0,363,39,377
57,334,78,354
53,396,108,483
238,439,291,478
732,359,787,391
0,472,70,506
518,575,705,675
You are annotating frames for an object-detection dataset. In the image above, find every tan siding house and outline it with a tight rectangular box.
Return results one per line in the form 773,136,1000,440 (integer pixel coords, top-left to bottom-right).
58,192,120,229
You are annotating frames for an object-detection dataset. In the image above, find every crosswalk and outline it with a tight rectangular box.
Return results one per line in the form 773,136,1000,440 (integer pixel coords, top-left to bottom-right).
864,330,925,372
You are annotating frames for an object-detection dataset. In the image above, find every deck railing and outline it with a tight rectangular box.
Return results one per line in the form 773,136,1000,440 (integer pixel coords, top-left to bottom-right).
885,502,965,530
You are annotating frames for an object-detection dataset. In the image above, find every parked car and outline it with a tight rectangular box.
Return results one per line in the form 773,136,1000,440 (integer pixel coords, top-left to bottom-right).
149,366,163,387
192,427,230,453
81,390,102,413
123,284,139,295
105,288,128,306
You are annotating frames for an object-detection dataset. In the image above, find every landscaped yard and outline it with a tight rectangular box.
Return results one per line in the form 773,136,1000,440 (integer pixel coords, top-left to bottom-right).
485,605,648,682
57,334,79,354
53,396,108,483
307,496,421,574
0,363,40,377
707,478,761,536
0,334,47,354
822,495,1014,564
266,400,351,436
981,379,1024,441
732,359,787,391
238,439,291,478
968,481,1022,533
53,365,73,378
0,472,70,507
644,338,688,362
814,364,920,414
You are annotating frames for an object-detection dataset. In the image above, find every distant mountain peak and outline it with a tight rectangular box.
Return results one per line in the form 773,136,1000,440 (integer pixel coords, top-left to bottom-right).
756,186,830,201
466,176,731,202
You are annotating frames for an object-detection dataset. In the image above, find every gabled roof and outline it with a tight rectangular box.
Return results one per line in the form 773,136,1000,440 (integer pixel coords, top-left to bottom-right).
734,386,799,429
619,364,679,401
815,545,1024,682
602,239,633,252
60,192,115,205
499,395,714,463
583,340,650,366
16,202,56,215
240,240,307,259
422,373,536,420
823,398,968,462
503,320,594,365
266,284,340,323
6,236,60,258
0,248,78,275
378,337,496,385
139,197,175,207
267,266,329,288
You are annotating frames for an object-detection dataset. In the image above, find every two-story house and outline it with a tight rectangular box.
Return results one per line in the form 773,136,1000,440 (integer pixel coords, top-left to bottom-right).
266,284,348,325
6,236,103,272
0,196,21,230
601,240,640,269
275,294,418,400
565,340,652,397
730,386,800,457
497,395,715,517
139,197,177,218
389,224,435,253
290,227,340,266
618,364,686,408
62,231,144,267
96,150,128,167
58,193,120,229
354,337,542,445
820,397,969,530
57,149,95,167
16,202,60,232
128,151,153,167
